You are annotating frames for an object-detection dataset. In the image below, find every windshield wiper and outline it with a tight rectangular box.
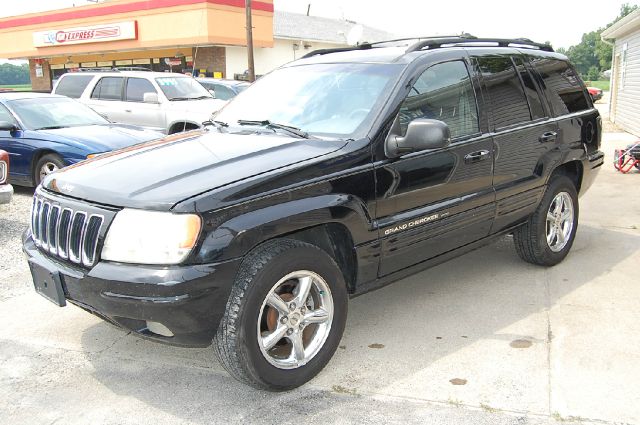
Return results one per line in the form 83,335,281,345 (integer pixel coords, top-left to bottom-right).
169,95,211,101
237,119,310,139
201,120,228,131
36,125,67,130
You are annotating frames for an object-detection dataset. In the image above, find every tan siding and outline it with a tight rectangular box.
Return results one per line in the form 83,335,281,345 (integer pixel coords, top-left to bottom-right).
613,30,640,136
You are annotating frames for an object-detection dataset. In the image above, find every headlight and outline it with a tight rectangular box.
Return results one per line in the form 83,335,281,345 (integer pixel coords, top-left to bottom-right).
102,209,201,265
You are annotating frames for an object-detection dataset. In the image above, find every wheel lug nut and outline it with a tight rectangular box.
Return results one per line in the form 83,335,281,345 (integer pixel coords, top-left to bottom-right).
299,324,304,330
300,307,306,314
289,302,296,311
280,316,288,324
287,328,294,335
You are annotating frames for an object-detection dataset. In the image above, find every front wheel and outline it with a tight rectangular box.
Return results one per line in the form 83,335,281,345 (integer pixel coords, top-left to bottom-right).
34,154,65,186
513,175,579,266
214,239,348,391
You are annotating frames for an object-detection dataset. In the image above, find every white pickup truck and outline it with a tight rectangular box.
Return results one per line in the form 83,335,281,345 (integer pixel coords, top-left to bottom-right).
53,71,227,134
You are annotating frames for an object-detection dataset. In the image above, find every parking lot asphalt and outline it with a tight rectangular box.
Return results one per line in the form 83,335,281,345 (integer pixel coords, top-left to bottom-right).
1,102,639,424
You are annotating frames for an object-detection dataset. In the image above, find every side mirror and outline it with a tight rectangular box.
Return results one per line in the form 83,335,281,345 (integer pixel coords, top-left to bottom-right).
143,92,159,103
0,121,18,132
386,119,451,158
208,89,216,99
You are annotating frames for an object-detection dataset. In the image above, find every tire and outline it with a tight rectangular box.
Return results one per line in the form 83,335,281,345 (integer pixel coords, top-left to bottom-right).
214,238,348,391
34,153,65,186
513,175,579,266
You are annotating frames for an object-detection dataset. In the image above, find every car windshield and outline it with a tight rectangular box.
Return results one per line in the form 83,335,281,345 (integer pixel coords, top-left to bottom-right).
156,77,213,100
214,63,402,138
8,97,108,130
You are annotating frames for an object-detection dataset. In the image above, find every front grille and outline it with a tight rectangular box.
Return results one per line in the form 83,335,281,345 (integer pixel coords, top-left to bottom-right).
31,194,105,267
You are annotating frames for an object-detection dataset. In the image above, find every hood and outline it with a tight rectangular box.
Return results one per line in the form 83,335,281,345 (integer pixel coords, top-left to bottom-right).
43,129,346,210
38,124,162,152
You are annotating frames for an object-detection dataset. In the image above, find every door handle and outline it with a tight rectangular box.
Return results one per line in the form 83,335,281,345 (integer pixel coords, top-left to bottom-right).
464,150,490,164
539,131,557,143
125,109,132,113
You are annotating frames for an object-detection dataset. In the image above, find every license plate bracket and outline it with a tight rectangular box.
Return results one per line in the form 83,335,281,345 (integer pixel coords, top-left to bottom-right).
29,259,66,307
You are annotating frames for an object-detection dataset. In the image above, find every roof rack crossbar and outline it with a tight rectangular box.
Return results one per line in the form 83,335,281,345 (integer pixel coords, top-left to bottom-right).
301,35,553,59
406,37,554,53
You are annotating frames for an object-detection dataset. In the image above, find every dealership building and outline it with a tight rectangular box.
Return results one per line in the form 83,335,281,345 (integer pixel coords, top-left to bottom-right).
0,0,391,91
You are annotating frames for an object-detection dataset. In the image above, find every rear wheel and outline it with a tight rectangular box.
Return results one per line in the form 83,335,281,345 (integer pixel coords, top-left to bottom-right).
513,175,579,266
34,154,65,186
214,239,348,391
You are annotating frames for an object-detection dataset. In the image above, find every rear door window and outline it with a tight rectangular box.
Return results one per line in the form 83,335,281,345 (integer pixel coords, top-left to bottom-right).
54,75,94,99
91,77,124,100
399,60,479,139
513,57,546,120
125,78,157,102
530,58,590,116
476,56,531,129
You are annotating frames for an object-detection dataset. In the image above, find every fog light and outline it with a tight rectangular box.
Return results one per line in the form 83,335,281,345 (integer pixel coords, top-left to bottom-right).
146,321,174,337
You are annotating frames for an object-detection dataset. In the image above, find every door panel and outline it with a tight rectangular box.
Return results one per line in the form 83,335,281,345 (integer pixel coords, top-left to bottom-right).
376,136,495,276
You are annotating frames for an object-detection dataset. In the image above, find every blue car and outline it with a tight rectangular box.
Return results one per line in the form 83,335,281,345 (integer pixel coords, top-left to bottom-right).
0,92,162,187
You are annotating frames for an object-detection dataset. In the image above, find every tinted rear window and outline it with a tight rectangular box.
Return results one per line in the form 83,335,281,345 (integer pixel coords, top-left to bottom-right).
55,75,93,99
530,58,590,116
91,77,124,100
476,56,531,129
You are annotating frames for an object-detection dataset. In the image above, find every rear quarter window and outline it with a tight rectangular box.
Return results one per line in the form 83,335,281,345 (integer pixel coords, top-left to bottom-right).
54,75,94,99
530,58,590,116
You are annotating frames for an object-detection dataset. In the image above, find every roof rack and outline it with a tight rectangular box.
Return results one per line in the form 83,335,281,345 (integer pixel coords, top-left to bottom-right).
301,35,553,59
405,37,554,53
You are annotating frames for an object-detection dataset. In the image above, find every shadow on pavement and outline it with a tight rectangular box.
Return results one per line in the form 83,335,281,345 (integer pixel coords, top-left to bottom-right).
80,224,639,422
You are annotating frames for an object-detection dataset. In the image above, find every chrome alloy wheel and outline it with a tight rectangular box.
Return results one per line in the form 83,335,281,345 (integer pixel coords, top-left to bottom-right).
257,270,334,369
39,162,59,181
546,192,574,252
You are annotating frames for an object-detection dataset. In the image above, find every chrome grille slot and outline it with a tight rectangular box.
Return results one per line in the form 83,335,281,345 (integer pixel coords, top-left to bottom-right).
68,212,87,264
57,208,72,259
40,202,50,248
30,193,105,267
48,206,60,253
82,215,104,266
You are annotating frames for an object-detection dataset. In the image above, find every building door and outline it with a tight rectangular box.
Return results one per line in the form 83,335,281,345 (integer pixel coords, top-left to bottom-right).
610,54,621,122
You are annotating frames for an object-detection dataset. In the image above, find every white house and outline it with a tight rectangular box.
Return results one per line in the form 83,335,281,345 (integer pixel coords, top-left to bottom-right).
602,9,640,136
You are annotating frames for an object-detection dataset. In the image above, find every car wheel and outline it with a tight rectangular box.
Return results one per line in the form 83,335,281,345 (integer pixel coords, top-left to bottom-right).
34,154,65,186
214,238,348,391
513,175,579,266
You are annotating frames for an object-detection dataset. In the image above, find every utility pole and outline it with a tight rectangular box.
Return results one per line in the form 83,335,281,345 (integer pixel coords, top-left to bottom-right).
245,0,256,82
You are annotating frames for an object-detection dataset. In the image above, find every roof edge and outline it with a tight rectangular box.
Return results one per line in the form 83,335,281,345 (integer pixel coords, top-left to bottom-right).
602,9,640,40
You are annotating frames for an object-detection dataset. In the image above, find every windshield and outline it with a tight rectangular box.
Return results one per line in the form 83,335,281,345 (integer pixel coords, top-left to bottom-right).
9,97,108,130
214,63,402,138
156,77,213,100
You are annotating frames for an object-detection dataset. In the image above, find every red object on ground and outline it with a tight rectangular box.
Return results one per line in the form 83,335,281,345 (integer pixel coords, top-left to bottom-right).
614,142,640,173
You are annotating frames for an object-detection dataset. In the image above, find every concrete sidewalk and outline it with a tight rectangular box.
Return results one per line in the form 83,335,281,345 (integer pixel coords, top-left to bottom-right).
1,129,639,424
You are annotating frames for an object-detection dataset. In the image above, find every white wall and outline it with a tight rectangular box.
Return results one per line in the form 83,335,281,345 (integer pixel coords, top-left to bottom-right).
612,29,640,136
225,39,342,78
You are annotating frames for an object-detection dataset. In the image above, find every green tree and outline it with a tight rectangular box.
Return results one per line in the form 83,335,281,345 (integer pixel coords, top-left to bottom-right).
0,63,30,85
564,3,638,79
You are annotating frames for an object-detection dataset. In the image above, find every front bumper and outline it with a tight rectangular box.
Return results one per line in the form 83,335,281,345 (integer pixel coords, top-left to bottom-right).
0,183,13,204
23,232,241,347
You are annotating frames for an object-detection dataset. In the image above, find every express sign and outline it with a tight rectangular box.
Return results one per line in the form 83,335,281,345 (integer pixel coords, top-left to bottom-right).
33,21,137,47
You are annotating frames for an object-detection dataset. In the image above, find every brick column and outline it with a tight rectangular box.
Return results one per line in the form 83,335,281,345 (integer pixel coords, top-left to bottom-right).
192,46,226,78
29,59,52,92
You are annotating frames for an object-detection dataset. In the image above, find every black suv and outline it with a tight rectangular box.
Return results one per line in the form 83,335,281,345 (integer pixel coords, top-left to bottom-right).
24,37,604,391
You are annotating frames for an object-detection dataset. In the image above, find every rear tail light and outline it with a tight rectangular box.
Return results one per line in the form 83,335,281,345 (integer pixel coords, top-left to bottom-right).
0,150,8,185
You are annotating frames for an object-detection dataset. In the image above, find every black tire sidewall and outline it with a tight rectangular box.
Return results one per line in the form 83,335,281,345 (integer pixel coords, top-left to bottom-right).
34,154,65,186
533,176,579,264
237,244,348,390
